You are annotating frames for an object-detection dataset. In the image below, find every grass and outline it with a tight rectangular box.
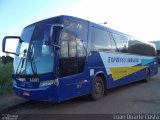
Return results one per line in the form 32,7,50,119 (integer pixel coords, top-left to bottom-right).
0,63,13,95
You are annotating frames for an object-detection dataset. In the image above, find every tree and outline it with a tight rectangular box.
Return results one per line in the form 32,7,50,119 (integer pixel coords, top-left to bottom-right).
1,56,13,64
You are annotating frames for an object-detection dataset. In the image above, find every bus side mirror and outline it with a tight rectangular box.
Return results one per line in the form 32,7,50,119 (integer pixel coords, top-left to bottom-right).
44,24,64,47
2,36,21,56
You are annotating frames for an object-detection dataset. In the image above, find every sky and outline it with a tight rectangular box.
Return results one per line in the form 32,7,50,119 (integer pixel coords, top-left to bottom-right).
0,0,160,56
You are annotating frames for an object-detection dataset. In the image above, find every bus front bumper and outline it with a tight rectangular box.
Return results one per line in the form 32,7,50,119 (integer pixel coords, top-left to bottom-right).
13,85,59,102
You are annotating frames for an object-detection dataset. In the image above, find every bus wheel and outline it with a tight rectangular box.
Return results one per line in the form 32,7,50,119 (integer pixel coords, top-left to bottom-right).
144,69,150,82
91,76,104,101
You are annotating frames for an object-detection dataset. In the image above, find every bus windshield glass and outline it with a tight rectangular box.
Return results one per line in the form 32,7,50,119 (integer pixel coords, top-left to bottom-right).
25,40,54,75
14,25,54,75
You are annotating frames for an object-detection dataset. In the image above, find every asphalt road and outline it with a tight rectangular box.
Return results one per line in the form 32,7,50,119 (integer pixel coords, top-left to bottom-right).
11,69,160,114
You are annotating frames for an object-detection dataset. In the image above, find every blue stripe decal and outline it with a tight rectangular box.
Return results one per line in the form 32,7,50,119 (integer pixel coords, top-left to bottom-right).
141,58,155,65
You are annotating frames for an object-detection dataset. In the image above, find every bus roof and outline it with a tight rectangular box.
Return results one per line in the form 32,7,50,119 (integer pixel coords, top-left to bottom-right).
23,15,141,41
24,15,130,36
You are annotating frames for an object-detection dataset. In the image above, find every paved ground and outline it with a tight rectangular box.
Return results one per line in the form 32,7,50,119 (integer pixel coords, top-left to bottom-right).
0,94,27,112
2,68,158,114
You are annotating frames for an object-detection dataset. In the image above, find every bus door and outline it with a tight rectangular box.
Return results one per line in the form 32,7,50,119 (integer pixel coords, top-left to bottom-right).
58,30,89,100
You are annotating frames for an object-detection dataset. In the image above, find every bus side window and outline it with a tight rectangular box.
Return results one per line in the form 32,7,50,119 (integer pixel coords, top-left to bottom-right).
77,39,86,73
69,38,76,57
111,33,128,53
59,32,78,77
60,40,69,58
91,27,114,51
77,39,86,57
59,31,87,77
108,32,118,52
59,19,87,77
128,39,157,56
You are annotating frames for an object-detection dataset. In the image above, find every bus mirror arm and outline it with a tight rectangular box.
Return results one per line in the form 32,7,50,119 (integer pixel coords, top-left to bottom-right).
4,51,19,56
44,24,64,46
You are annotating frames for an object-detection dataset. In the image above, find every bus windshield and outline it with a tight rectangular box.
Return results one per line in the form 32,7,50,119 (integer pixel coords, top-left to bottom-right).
25,40,54,75
14,25,54,76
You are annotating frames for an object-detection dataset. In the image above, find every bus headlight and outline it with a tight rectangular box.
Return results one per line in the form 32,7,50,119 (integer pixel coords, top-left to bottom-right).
39,79,59,87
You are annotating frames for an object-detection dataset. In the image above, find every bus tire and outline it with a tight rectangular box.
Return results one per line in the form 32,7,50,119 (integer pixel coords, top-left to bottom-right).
91,76,104,101
144,69,150,82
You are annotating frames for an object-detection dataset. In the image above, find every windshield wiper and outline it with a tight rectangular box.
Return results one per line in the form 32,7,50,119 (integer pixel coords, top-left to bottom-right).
16,49,27,76
28,45,38,77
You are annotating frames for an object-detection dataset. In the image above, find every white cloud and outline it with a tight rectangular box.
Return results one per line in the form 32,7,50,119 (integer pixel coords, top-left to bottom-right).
63,0,160,41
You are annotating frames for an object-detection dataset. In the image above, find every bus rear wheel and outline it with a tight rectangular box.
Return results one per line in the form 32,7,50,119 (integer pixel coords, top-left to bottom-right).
91,76,104,101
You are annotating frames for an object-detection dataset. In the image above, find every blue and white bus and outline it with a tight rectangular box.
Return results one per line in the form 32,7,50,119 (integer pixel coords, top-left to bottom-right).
2,15,158,102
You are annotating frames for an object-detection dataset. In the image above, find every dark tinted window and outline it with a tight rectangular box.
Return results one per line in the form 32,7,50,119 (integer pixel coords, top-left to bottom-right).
77,39,86,57
60,32,77,57
69,39,76,57
61,40,68,58
128,39,156,56
60,31,86,77
91,27,116,51
111,33,128,52
59,19,87,77
63,19,87,42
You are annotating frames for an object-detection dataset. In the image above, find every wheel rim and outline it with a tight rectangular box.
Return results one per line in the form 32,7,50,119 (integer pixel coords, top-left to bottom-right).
94,81,103,95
